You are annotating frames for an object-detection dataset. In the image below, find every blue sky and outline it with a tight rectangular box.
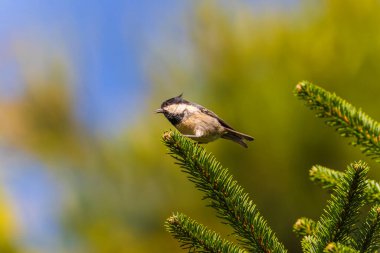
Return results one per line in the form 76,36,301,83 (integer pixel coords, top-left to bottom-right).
0,0,187,134
0,149,62,250
0,0,297,134
0,0,187,249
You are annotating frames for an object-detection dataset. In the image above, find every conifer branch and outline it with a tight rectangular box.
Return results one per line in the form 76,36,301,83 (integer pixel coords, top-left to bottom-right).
310,165,380,203
301,235,318,252
165,213,246,253
355,205,380,252
162,131,287,253
309,165,341,190
294,81,380,162
324,242,359,253
293,217,316,237
308,161,369,251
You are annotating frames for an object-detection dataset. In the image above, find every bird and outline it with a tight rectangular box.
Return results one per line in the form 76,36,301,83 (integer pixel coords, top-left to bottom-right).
156,94,254,148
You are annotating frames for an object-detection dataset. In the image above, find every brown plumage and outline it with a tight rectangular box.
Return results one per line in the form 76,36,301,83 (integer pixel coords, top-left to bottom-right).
156,94,254,148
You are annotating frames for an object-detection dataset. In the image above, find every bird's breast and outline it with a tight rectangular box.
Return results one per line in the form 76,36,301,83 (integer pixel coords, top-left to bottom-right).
175,113,225,142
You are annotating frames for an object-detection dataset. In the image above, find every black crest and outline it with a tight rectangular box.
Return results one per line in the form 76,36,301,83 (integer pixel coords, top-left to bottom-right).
161,93,189,108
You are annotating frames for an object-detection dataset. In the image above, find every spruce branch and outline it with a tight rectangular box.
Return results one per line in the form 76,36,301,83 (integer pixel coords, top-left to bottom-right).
309,165,341,190
165,212,246,253
162,131,287,253
308,161,369,251
355,205,380,252
293,217,316,237
294,81,380,161
310,165,380,203
323,242,359,253
301,235,318,252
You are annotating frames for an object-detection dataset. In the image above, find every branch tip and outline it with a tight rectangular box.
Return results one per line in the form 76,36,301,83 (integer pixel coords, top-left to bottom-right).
162,131,173,142
167,215,178,224
295,81,308,93
352,161,367,172
325,242,336,251
294,218,303,229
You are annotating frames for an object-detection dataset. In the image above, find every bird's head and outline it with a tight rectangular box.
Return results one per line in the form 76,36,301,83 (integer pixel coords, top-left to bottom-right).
156,94,194,125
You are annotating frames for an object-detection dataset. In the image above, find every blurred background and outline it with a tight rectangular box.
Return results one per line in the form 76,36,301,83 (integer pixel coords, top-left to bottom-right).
1,0,380,252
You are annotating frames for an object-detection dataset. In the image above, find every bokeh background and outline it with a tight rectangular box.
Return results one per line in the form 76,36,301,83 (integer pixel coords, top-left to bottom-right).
1,0,380,252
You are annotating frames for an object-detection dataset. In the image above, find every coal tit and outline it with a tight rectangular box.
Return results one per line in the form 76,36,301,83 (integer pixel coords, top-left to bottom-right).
156,94,254,148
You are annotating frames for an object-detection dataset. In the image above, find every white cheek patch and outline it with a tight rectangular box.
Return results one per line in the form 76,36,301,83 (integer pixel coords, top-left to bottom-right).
184,105,199,113
166,104,199,114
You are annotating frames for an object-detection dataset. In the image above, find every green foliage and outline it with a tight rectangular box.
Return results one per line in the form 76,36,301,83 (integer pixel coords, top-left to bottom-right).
294,81,380,161
165,213,245,253
165,82,380,252
294,82,380,252
323,242,358,253
310,165,380,203
309,165,342,190
164,133,380,252
355,205,380,252
293,218,316,238
304,162,368,252
162,131,286,252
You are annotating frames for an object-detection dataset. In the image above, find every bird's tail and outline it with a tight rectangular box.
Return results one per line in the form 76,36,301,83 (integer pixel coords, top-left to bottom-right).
221,128,254,148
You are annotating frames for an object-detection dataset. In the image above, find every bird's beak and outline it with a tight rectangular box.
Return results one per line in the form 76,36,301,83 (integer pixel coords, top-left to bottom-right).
155,108,164,113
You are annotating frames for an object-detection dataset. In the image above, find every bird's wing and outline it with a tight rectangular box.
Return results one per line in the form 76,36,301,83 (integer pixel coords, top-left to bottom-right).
190,102,235,130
